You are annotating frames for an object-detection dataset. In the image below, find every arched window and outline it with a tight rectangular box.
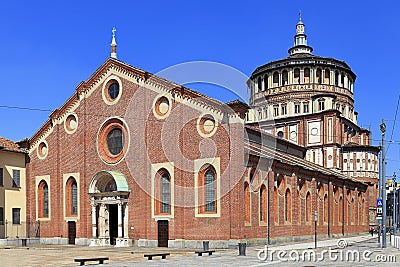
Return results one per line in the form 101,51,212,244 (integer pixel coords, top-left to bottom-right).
155,169,171,215
72,181,78,215
324,69,330,84
335,71,339,86
304,68,310,83
282,70,288,85
257,77,262,92
341,72,345,87
316,68,322,84
66,177,78,216
306,192,311,222
264,74,269,90
294,68,300,84
285,189,291,222
260,185,267,222
205,170,215,212
38,180,49,218
161,172,171,213
244,182,250,223
273,72,279,87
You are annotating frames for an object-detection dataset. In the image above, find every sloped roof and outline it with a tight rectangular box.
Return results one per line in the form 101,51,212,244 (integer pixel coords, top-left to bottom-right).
0,137,26,153
245,139,367,186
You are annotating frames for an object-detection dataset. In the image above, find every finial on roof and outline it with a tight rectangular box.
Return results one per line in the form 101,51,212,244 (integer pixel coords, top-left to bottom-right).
288,15,313,56
111,27,117,59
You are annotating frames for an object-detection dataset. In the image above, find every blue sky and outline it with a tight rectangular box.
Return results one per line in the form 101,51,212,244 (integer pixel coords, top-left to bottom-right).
1,0,399,178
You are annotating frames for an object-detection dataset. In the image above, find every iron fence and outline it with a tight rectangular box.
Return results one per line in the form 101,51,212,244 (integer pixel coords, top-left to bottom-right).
2,220,40,238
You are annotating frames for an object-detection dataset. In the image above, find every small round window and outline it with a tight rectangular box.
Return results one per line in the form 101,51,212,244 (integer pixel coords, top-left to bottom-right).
102,76,123,105
108,83,119,100
37,141,48,159
107,128,124,155
197,114,218,138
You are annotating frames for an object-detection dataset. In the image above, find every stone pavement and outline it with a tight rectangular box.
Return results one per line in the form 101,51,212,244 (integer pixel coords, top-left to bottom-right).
0,234,388,266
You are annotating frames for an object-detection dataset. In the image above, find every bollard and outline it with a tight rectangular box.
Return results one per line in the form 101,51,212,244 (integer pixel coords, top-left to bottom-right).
203,241,209,251
238,243,246,256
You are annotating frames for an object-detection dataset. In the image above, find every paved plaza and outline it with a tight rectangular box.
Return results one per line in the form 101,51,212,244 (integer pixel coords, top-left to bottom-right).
1,235,399,266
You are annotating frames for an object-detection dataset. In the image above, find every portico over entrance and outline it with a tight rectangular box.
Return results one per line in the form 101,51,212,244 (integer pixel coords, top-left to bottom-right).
88,170,131,247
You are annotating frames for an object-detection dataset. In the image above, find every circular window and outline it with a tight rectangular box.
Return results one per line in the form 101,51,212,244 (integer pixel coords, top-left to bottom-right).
37,141,48,159
64,113,78,134
153,96,171,119
108,82,119,100
107,128,124,155
290,131,296,140
197,114,218,137
97,118,129,165
102,76,123,105
344,159,348,163
328,155,333,160
311,128,318,136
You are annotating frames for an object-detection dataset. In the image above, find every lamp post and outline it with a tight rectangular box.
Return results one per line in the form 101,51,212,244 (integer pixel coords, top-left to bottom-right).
314,210,318,249
380,120,387,248
394,173,397,234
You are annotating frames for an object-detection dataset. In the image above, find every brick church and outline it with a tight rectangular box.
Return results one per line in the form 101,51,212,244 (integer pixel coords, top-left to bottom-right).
25,20,378,247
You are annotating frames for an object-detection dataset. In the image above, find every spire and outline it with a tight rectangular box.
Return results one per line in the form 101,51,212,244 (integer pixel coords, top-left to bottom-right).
288,15,313,56
111,27,117,59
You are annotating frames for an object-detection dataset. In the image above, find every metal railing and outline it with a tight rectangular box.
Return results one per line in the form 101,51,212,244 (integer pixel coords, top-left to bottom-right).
1,220,40,238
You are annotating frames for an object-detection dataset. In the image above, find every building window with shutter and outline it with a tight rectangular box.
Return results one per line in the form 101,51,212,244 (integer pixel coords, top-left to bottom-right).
12,169,20,187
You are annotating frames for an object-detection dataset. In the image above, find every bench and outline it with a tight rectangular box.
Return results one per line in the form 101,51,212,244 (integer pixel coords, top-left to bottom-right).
144,253,170,260
74,257,109,266
195,250,215,256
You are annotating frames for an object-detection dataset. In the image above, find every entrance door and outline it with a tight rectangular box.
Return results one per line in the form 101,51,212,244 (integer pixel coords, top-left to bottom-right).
108,204,118,245
67,221,76,245
157,220,169,247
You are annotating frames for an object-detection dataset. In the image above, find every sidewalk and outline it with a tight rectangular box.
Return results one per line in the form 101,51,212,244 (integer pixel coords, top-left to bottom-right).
266,234,374,251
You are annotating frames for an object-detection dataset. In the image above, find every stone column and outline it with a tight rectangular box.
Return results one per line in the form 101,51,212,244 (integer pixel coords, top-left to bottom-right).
124,203,129,238
99,204,106,238
91,203,97,238
300,69,304,84
118,202,123,238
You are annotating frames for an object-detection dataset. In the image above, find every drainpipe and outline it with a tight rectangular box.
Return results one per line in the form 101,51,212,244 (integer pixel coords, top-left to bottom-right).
328,178,331,237
267,168,271,245
342,181,345,236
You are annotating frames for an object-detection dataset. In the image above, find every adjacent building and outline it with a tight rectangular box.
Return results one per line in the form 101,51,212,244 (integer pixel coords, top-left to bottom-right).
0,137,27,239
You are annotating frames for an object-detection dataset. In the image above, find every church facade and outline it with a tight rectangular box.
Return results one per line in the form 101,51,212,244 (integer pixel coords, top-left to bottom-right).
25,21,375,247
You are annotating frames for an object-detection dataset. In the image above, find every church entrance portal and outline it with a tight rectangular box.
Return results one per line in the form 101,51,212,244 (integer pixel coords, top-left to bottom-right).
88,170,131,247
